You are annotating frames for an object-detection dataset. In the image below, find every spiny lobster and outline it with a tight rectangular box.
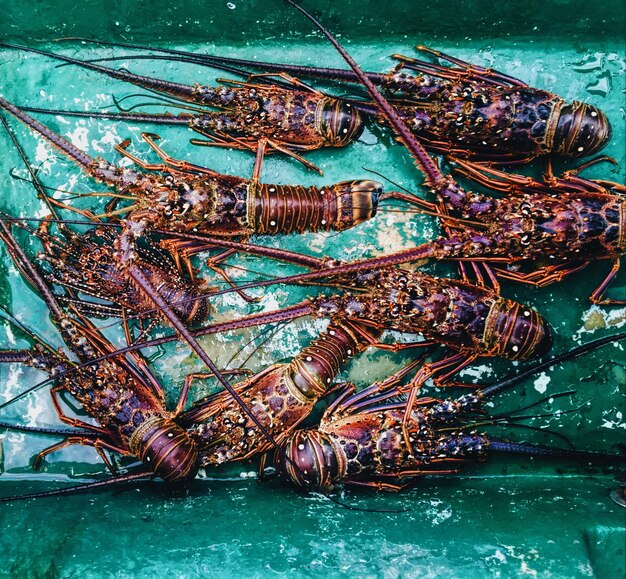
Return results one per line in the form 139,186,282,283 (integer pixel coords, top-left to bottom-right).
0,41,365,173
53,38,612,163
274,335,626,491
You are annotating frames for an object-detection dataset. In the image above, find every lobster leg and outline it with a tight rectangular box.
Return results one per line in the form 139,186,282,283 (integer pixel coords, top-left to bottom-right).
494,261,590,286
32,435,128,473
400,352,478,447
393,46,527,87
47,383,111,436
590,259,626,305
173,371,252,416
118,133,218,177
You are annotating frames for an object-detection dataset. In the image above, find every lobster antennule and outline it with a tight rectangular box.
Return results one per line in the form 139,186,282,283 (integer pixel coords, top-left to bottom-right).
477,332,626,400
21,104,194,126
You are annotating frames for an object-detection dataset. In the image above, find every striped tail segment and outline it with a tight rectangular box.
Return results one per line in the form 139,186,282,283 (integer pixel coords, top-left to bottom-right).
250,180,382,234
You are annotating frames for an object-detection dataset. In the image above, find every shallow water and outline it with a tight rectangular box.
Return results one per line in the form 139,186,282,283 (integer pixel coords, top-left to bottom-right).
0,0,625,576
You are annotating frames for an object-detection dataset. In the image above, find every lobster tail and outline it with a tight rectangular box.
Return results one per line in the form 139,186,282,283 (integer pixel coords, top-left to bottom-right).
276,429,340,489
552,101,611,157
484,300,553,361
251,180,382,234
315,98,364,146
287,321,367,399
129,417,199,483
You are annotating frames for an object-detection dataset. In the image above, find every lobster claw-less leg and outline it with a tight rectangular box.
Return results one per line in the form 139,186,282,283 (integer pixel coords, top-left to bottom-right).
189,121,323,174
492,260,624,305
590,259,626,305
173,370,253,416
392,46,527,88
400,352,478,447
345,467,462,492
494,261,590,288
158,235,261,304
32,435,128,474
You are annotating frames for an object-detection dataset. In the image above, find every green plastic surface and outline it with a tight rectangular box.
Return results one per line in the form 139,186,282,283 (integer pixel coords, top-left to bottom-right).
0,0,625,576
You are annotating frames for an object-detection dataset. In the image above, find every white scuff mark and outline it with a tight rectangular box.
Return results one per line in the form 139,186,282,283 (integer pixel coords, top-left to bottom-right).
54,174,80,200
93,123,122,154
304,233,330,254
501,545,540,579
600,409,626,430
490,549,507,564
34,141,55,172
259,292,282,313
4,325,16,347
574,305,626,339
54,115,71,125
431,507,452,525
459,364,494,381
375,217,407,254
65,125,90,151
33,206,51,220
3,364,25,400
533,372,551,394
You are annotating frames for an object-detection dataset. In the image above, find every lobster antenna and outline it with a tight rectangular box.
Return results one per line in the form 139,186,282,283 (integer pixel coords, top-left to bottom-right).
62,52,262,83
489,389,579,419
53,37,388,84
284,0,445,187
0,470,154,503
477,332,626,400
0,421,94,437
487,438,626,463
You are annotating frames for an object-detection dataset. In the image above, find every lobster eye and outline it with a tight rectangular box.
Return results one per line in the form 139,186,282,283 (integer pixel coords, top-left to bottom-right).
553,102,611,157
317,98,364,146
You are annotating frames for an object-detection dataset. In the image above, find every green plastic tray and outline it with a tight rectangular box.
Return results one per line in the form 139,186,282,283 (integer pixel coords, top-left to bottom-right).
0,0,624,576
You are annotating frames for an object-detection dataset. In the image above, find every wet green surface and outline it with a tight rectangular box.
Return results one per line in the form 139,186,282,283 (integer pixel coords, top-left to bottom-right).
0,0,625,576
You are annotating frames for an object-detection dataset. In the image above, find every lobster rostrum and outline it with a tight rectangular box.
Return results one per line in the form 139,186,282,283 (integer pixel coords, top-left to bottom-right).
0,42,364,171
274,333,626,491
284,0,625,303
63,38,612,163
